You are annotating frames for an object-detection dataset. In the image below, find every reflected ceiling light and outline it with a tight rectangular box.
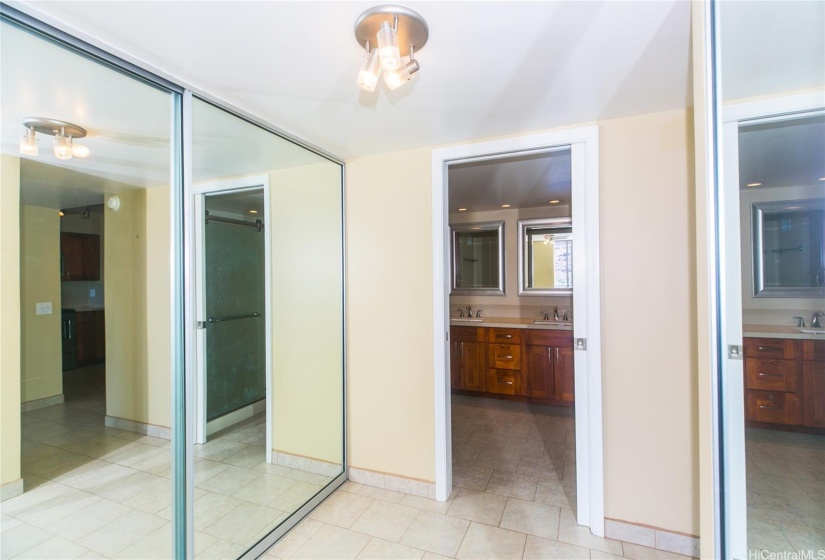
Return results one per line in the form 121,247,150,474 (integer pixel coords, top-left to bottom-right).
501,204,511,208
20,117,90,161
746,182,762,187
354,5,428,94
549,200,560,204
819,177,825,181
249,210,258,214
58,210,65,217
458,208,467,212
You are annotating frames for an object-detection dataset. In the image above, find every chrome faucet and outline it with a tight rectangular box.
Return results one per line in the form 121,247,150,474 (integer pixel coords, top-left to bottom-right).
562,310,569,322
476,310,483,318
813,311,825,329
793,316,806,328
458,308,464,318
466,305,473,318
553,306,560,321
541,310,549,320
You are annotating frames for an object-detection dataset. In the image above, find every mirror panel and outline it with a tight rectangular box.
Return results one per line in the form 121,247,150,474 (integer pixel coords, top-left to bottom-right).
752,198,825,297
451,221,505,295
518,218,573,296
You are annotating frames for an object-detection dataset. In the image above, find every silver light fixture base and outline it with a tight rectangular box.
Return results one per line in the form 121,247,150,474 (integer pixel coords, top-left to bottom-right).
355,5,429,53
22,117,87,138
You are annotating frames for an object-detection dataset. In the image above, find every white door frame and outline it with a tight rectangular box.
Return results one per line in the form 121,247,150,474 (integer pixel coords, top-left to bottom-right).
192,175,273,464
719,91,824,559
431,125,604,535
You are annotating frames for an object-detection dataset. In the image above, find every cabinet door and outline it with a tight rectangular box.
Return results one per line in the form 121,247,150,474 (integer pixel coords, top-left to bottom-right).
460,341,485,392
450,341,461,390
803,361,825,428
525,345,553,399
82,235,101,281
554,346,575,402
61,233,85,280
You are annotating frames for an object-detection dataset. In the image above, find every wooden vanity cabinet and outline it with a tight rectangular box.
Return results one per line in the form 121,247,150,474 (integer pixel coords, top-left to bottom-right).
802,341,825,428
450,326,486,393
523,330,574,403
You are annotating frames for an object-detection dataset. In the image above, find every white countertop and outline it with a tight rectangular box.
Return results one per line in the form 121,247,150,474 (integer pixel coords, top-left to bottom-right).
743,324,825,340
450,317,573,331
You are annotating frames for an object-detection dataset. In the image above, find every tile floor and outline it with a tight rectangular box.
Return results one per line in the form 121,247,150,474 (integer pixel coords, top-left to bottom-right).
262,395,698,560
745,427,825,554
1,365,336,559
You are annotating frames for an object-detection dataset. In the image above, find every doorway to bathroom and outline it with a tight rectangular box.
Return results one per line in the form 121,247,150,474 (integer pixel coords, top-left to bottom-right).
193,178,272,462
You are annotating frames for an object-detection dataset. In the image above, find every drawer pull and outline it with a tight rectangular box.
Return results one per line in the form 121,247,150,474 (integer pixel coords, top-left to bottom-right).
756,346,781,352
757,372,783,378
500,380,513,385
499,334,512,339
503,355,513,360
759,404,781,410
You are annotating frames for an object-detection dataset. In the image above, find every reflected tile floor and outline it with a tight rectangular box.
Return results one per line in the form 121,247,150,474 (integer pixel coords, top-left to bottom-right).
264,395,699,560
746,428,825,555
1,365,334,560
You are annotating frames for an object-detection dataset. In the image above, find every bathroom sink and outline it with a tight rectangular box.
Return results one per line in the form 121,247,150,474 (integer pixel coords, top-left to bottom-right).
799,329,825,335
533,320,571,327
452,317,484,322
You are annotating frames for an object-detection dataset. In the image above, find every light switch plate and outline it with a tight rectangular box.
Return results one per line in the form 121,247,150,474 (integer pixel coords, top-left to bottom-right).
35,302,52,315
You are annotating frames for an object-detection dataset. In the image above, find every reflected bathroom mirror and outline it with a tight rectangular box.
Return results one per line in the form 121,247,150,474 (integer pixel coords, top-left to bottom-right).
451,221,505,295
518,218,573,296
752,198,825,297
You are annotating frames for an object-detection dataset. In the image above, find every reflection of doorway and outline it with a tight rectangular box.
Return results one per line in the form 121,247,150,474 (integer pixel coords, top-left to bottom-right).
194,177,272,464
432,127,605,535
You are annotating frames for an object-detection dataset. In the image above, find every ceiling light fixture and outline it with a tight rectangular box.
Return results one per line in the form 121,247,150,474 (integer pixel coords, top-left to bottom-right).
354,5,428,94
746,182,762,187
501,204,511,208
458,208,467,212
19,117,90,161
249,210,258,214
549,200,560,204
819,177,825,181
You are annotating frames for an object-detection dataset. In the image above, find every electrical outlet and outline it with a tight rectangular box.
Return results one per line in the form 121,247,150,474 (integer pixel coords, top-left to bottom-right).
90,288,96,297
35,302,52,315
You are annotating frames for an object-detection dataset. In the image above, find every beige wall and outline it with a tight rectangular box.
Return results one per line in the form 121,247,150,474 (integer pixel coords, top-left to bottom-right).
270,163,344,465
346,108,698,535
104,187,171,428
0,155,21,487
20,205,63,404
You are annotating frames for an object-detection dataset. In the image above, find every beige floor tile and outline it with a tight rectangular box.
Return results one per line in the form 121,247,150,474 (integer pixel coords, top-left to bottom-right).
777,522,825,552
265,519,324,558
0,482,74,517
351,500,420,542
15,488,101,529
622,542,695,560
451,465,493,491
474,448,522,472
11,535,88,560
105,442,167,467
447,488,508,526
516,455,562,479
421,553,452,560
232,473,297,506
0,522,53,558
75,509,167,557
193,491,245,531
129,449,172,475
48,498,131,541
269,482,324,512
90,470,166,503
535,478,575,509
465,432,509,450
292,523,371,560
400,511,470,558
456,521,526,560
357,485,406,504
192,458,233,485
123,478,172,514
197,538,248,560
221,444,266,469
116,525,174,559
523,535,590,560
452,444,483,467
197,465,261,496
400,493,455,515
557,508,624,555
589,550,626,560
1,514,23,534
502,436,545,458
484,471,538,501
340,482,364,494
194,438,252,462
499,498,560,539
310,491,373,528
201,501,287,546
62,463,136,494
357,537,425,559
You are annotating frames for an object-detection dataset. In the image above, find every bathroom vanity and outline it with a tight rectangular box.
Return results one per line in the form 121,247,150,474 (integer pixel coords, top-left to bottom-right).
451,320,574,406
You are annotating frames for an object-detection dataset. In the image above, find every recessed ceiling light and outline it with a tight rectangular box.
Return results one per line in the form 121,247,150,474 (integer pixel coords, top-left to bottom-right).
501,204,511,208
746,182,762,187
249,210,258,214
549,200,560,204
458,208,467,212
819,177,825,181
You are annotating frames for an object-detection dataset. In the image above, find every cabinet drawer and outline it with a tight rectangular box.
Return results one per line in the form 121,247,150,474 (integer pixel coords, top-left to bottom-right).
744,338,798,360
803,340,825,361
488,328,521,344
524,329,573,347
451,326,485,343
745,390,802,425
488,369,520,395
745,359,800,392
488,344,521,370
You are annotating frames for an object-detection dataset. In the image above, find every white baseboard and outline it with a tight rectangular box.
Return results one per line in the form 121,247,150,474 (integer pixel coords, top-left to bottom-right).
105,415,171,440
605,518,700,557
21,394,64,412
274,451,343,478
348,466,434,499
1,479,24,501
207,399,266,436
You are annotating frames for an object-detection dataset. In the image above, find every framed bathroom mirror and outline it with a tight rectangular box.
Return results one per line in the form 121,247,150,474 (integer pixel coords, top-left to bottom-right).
518,217,573,296
752,198,825,298
451,221,505,295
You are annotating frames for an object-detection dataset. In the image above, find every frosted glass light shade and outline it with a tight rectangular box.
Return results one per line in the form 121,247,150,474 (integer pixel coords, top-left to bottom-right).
384,58,419,91
356,48,381,92
376,21,400,70
71,143,90,158
19,129,38,156
53,135,72,160
383,68,403,91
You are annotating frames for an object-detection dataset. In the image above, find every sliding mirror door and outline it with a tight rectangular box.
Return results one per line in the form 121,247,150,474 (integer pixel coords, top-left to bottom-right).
190,98,345,557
